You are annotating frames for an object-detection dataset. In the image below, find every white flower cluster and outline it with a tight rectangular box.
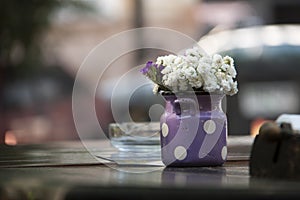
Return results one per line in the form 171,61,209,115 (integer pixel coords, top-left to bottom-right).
155,46,238,95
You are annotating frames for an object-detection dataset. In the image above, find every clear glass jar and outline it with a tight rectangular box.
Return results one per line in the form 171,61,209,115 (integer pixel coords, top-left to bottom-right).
109,122,161,152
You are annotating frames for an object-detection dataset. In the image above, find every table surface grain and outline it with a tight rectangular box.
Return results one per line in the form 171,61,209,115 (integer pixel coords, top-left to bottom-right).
0,136,300,200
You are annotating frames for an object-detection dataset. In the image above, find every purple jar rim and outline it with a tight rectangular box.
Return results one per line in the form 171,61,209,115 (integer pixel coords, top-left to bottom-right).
159,90,223,96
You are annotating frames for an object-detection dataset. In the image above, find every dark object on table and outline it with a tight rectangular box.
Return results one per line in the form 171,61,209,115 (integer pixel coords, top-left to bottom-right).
249,121,300,179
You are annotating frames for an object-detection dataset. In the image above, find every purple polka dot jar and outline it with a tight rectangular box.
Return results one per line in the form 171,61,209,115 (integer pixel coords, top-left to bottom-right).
160,91,227,167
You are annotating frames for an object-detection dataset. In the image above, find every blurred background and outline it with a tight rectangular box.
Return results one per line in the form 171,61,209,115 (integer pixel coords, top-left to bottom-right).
1,0,300,145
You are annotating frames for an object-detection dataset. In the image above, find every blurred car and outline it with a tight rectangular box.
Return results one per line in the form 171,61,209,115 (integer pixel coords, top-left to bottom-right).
198,24,300,135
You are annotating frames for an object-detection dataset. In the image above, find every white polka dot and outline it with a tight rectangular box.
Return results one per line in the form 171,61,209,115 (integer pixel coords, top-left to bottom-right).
162,123,169,137
221,146,227,160
174,146,187,160
203,120,216,134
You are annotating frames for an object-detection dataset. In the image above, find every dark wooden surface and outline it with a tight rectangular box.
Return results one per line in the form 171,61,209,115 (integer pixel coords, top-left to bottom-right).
1,136,300,200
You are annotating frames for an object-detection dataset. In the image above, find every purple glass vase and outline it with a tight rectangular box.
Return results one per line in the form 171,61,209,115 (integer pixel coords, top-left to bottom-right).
160,91,227,167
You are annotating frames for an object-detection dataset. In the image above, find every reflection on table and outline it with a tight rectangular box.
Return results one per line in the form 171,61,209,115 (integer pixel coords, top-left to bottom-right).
1,136,300,200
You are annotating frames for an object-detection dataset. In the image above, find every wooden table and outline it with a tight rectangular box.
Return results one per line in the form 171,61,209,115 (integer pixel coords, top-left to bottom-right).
1,136,300,200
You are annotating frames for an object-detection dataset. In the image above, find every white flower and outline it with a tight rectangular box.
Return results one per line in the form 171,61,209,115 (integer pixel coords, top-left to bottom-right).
220,64,229,72
189,76,203,88
197,61,211,74
212,54,223,68
199,56,212,65
161,65,172,74
178,80,188,91
227,64,237,78
185,46,206,57
223,56,234,67
186,55,198,64
149,46,238,95
152,84,159,94
230,81,238,95
174,56,182,65
184,66,197,78
156,54,177,66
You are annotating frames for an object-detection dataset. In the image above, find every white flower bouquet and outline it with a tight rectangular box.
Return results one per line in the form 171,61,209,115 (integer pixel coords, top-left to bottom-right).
140,46,238,96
